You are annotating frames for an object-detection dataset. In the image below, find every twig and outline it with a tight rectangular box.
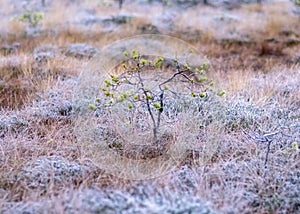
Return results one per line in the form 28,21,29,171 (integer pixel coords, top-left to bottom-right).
265,140,272,166
243,128,280,166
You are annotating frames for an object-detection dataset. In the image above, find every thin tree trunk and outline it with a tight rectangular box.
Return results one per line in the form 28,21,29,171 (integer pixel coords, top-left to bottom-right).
119,0,123,9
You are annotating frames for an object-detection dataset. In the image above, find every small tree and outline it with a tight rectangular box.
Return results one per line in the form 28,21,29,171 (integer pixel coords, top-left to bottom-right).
18,10,43,28
89,50,223,147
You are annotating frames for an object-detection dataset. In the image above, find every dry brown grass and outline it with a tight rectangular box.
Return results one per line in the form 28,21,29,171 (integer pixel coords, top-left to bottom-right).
0,52,86,109
0,54,36,109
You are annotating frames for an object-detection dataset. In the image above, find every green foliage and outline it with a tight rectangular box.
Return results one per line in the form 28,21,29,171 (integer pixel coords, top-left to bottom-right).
198,77,208,83
199,93,206,98
283,141,298,155
153,102,162,110
89,50,220,143
217,89,226,97
88,104,96,111
292,141,298,151
162,0,173,7
18,10,43,27
101,0,113,7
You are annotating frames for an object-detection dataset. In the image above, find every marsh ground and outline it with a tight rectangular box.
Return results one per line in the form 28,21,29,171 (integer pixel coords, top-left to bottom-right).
0,0,299,213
